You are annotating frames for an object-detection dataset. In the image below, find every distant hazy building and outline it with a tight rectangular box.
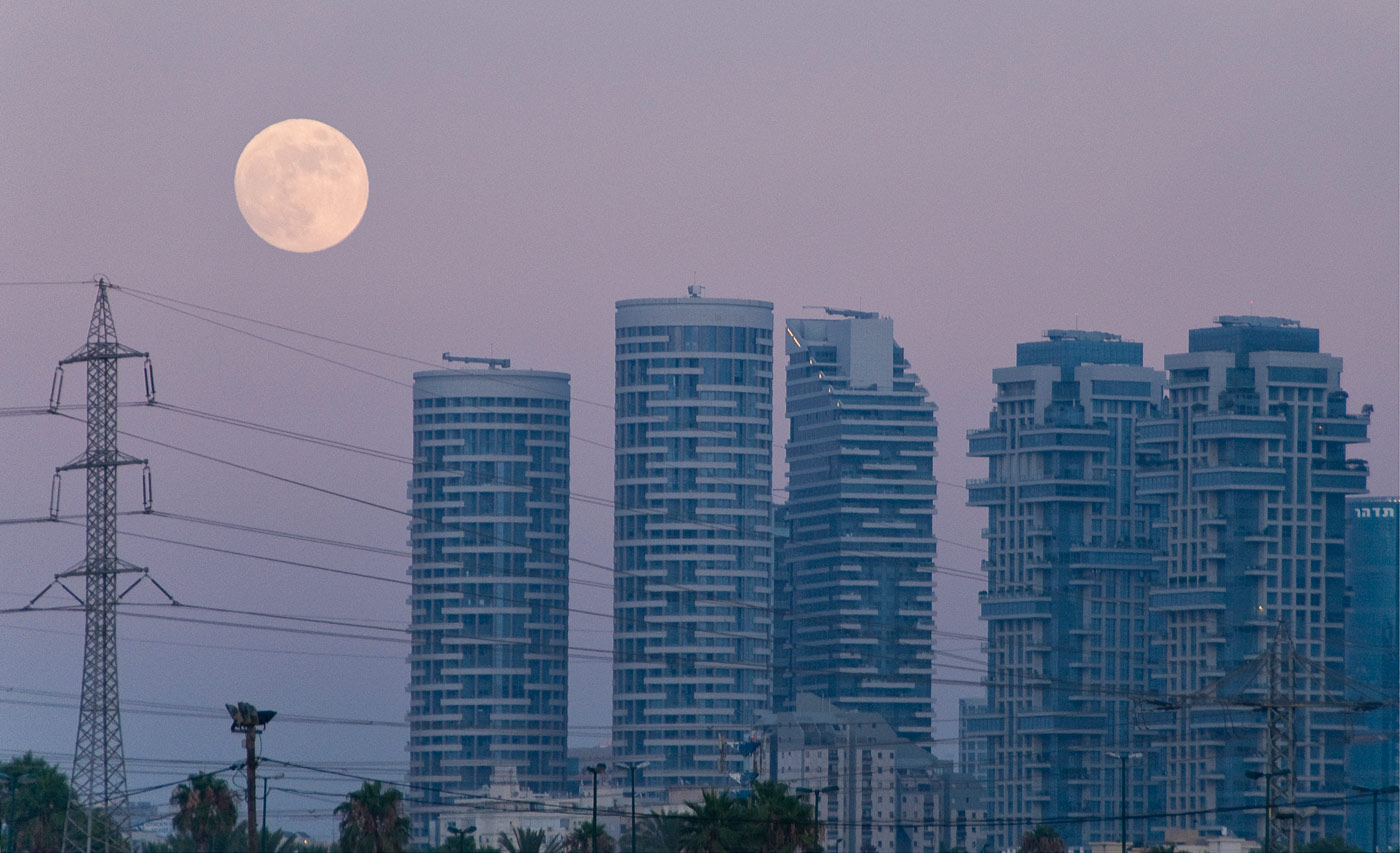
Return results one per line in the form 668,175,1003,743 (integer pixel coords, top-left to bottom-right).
612,292,775,792
1344,496,1398,851
756,694,982,853
1138,316,1370,842
967,329,1164,848
957,698,988,778
777,310,939,742
408,365,571,844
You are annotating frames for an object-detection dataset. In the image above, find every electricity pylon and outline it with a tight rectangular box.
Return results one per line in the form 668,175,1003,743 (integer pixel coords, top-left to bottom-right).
33,278,165,853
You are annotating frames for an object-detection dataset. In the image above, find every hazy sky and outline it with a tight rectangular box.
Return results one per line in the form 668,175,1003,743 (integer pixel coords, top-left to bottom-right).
2,3,1395,839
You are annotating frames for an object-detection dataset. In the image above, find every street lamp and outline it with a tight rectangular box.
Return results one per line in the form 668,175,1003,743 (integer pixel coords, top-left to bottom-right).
1352,785,1399,853
1105,751,1143,853
586,763,607,853
617,761,649,853
446,822,477,851
228,702,276,853
2,771,36,853
1245,768,1291,853
797,784,839,848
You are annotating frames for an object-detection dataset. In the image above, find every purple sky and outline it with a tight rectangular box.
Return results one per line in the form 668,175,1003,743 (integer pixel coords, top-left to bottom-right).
1,3,1395,838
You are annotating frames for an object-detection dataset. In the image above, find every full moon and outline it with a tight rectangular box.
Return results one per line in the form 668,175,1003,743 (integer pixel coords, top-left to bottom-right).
234,118,369,253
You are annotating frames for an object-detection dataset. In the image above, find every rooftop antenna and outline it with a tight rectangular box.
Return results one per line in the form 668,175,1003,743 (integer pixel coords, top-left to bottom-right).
442,353,510,369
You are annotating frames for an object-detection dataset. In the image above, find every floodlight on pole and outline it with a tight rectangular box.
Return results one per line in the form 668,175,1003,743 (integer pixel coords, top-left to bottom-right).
797,785,839,846
617,761,649,853
1106,751,1143,853
586,764,606,853
227,702,275,853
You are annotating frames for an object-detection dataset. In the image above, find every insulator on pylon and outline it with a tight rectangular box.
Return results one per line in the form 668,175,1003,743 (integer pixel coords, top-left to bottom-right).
142,465,153,513
49,473,61,520
49,366,63,412
143,357,156,404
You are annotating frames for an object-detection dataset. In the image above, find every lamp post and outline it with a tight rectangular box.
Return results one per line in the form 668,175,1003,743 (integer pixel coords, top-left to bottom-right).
446,822,477,851
617,760,649,853
797,784,839,848
1105,751,1143,853
587,763,607,853
2,772,36,853
1245,768,1290,853
1352,785,1399,853
227,702,276,853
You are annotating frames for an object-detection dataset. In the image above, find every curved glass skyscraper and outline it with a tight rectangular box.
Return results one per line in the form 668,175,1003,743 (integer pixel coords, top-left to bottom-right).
408,366,571,843
612,293,774,792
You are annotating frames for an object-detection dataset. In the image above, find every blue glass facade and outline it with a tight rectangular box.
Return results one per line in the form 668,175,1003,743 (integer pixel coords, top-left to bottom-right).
969,330,1164,848
612,295,774,792
1141,316,1369,842
407,369,571,843
777,313,938,742
1345,496,1398,850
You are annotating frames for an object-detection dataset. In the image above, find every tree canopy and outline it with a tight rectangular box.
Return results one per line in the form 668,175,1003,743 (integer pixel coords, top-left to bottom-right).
0,752,74,853
333,780,412,853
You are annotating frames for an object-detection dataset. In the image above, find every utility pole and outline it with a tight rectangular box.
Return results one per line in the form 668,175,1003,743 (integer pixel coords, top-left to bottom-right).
227,702,276,853
798,785,838,848
1105,752,1142,853
37,278,161,853
1352,786,1399,853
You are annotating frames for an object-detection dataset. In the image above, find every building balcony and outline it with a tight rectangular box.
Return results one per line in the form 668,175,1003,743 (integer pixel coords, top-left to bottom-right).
967,428,1007,456
1016,425,1112,450
1017,479,1109,502
1137,473,1179,495
967,479,1007,505
1309,458,1369,493
1311,413,1370,443
1190,466,1287,491
979,589,1053,621
1191,415,1288,439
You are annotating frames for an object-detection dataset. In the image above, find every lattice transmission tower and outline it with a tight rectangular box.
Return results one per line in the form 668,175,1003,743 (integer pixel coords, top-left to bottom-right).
34,278,165,853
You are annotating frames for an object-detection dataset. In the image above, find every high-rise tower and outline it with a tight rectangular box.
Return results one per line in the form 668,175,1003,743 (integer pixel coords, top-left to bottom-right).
967,329,1164,848
1139,316,1369,843
613,293,774,792
777,310,938,741
1343,496,1398,851
407,363,570,844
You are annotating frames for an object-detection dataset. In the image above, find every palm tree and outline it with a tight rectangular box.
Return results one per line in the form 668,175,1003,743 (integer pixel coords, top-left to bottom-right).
1019,826,1067,853
170,772,239,853
0,753,74,852
498,825,564,853
564,821,615,853
679,790,747,853
635,813,686,853
748,780,818,853
333,780,411,853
